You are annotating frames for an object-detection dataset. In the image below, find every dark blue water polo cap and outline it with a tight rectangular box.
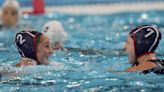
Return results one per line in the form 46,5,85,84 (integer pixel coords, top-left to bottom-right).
15,30,42,61
129,25,161,58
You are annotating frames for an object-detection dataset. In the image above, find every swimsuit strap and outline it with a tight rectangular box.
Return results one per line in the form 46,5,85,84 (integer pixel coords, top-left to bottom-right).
142,60,164,74
148,60,164,68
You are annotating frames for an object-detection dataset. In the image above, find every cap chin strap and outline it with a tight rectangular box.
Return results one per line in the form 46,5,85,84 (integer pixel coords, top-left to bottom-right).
33,33,41,65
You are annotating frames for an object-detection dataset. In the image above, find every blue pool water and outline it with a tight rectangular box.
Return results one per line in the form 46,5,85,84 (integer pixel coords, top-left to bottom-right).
0,10,164,92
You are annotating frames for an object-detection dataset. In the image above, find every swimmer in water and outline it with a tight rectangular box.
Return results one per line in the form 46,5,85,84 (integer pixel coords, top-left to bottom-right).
0,29,62,80
0,0,20,28
124,25,164,74
42,20,68,50
15,30,53,67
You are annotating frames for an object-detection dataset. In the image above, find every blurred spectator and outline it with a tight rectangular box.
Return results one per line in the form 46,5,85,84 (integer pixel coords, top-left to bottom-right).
0,0,20,28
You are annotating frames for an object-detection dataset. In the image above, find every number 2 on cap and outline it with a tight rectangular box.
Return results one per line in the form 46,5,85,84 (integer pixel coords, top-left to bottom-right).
17,34,26,45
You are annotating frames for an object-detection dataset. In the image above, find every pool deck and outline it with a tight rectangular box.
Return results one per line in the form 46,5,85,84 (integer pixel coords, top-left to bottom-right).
22,1,164,14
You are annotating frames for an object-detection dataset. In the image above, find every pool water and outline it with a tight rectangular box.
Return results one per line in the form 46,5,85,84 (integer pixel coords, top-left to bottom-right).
0,10,164,92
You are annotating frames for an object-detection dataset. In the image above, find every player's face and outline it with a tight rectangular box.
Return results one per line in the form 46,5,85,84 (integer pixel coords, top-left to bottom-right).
124,35,136,64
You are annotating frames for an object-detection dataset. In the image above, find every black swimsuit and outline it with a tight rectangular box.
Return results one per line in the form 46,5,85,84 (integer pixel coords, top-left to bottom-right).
142,60,164,74
132,60,164,74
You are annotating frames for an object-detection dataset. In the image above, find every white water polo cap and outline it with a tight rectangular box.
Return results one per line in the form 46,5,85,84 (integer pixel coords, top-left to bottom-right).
42,20,68,44
2,0,20,10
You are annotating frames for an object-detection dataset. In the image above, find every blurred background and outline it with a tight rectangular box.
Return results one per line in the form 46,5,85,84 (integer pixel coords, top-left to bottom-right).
1,0,164,6
1,0,164,14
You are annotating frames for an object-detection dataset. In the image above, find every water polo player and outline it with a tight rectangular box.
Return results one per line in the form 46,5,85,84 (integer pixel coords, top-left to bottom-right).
1,0,20,27
42,20,68,50
124,25,164,74
15,30,53,67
